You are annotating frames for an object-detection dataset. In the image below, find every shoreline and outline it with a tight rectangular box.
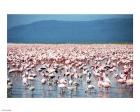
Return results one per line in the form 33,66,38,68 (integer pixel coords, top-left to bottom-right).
7,43,133,45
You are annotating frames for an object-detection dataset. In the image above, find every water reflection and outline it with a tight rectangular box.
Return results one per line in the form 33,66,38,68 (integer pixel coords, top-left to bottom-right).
7,72,133,98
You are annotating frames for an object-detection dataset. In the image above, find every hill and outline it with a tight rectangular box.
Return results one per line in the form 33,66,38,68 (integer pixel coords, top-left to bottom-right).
8,18,133,43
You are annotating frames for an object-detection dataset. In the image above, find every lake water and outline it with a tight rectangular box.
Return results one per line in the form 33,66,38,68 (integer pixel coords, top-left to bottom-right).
7,65,133,98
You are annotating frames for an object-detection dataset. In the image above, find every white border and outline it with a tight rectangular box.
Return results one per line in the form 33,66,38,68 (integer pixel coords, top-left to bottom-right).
0,0,139,112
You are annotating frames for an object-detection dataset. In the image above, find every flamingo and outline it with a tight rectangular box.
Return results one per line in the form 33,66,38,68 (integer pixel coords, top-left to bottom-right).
126,78,133,86
86,76,91,84
69,79,73,85
27,76,35,81
98,77,103,90
41,78,46,84
29,86,35,91
22,77,28,85
102,81,111,91
58,83,67,94
7,78,13,89
7,44,133,98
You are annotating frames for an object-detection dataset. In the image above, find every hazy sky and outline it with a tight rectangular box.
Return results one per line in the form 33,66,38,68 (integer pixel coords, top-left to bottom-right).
7,14,132,29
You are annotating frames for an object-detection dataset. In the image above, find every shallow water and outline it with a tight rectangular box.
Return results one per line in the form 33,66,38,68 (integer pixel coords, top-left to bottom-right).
7,67,133,98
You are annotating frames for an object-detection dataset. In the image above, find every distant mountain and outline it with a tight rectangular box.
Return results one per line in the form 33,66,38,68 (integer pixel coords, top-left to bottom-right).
8,18,133,43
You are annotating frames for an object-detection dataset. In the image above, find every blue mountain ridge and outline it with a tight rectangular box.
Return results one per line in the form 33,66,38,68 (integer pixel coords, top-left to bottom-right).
8,18,133,44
